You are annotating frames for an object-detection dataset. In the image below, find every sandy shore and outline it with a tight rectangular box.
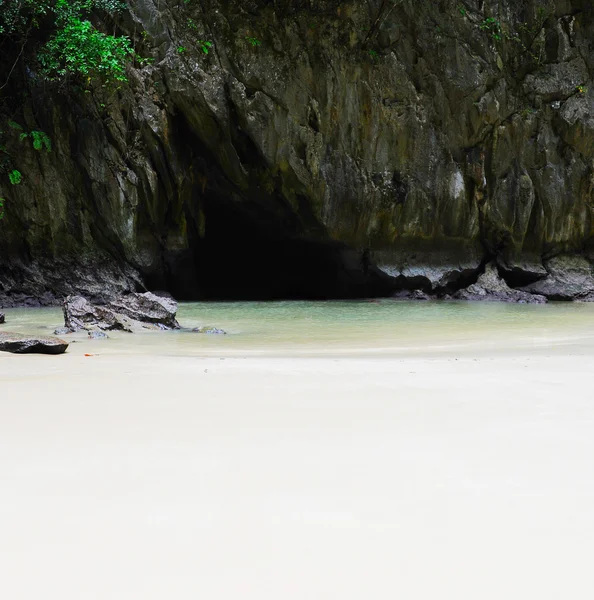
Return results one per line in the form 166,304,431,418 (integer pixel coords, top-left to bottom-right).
1,346,593,599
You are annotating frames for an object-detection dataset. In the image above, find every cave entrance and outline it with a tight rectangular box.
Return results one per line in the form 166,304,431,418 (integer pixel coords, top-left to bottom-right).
152,112,393,301
182,192,393,301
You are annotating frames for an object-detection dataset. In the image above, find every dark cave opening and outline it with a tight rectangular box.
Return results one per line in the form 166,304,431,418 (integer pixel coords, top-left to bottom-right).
148,112,395,302
162,191,394,301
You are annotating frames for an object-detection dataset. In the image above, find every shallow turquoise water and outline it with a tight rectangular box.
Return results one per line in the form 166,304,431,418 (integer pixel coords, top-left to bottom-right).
3,299,594,357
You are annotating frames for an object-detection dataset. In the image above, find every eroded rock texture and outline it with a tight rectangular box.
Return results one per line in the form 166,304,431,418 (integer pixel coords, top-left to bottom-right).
454,263,547,303
1,1,594,301
63,293,180,332
0,332,69,355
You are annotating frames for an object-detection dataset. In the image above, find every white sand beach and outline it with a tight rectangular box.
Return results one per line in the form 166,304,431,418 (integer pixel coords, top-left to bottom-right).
1,301,593,599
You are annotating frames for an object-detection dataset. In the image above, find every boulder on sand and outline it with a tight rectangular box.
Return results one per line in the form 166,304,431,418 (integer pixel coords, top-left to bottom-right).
63,292,180,332
0,312,5,324
108,293,180,329
0,332,69,354
64,296,134,332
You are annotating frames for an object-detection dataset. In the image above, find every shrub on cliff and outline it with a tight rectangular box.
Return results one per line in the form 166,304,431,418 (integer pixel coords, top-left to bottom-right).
0,0,134,207
0,0,133,86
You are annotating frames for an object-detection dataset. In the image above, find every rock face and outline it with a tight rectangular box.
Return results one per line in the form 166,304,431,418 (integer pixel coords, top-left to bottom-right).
521,255,594,300
64,293,180,332
454,263,547,304
1,1,594,300
0,332,69,354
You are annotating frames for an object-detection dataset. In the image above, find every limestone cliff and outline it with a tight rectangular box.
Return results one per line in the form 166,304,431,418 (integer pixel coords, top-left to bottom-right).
1,0,594,302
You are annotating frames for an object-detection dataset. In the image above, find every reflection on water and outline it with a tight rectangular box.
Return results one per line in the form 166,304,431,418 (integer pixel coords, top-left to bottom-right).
3,299,594,358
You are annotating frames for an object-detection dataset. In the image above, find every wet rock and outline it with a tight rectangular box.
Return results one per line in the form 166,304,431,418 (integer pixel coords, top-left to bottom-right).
192,326,227,335
0,312,5,324
520,255,594,300
411,290,431,301
64,296,134,332
108,292,180,329
54,327,73,336
0,262,137,308
392,289,432,301
454,263,547,304
0,332,69,355
139,323,170,331
496,256,548,288
88,330,109,340
64,292,180,333
377,248,483,294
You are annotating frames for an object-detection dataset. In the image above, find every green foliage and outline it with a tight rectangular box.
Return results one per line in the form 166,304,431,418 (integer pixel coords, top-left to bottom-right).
576,85,587,96
480,17,503,41
368,49,379,60
7,119,52,152
520,107,536,119
39,11,133,83
0,198,4,219
197,40,213,54
0,142,9,172
28,130,52,152
0,0,49,35
475,8,551,66
8,169,22,185
136,55,154,67
0,122,50,202
185,18,213,54
1,0,134,85
184,18,214,54
92,0,126,12
7,120,23,131
245,36,262,47
177,46,187,54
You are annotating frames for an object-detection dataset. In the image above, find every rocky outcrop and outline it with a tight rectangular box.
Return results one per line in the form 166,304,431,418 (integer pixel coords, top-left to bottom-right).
64,292,180,332
453,263,547,303
378,247,483,294
64,296,135,332
0,332,69,354
520,255,594,300
107,292,180,329
1,1,594,300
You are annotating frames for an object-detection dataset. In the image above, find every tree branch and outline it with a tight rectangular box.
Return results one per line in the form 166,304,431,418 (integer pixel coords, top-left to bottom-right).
0,34,29,92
